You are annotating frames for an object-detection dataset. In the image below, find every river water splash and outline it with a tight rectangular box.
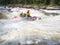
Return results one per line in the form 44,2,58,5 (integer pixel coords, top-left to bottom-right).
0,7,60,45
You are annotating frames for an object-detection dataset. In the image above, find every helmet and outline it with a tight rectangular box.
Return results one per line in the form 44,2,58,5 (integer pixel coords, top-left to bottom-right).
20,12,23,15
27,10,29,13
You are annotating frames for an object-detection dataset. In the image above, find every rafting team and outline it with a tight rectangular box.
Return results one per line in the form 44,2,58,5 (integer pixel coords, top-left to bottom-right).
20,10,31,17
14,10,40,20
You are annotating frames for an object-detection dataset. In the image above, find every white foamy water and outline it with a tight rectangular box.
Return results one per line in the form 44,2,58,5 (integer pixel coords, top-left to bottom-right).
0,7,60,45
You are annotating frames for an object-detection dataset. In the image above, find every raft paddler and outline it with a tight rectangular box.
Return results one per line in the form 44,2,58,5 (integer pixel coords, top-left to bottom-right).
25,10,31,17
20,12,26,17
20,10,31,17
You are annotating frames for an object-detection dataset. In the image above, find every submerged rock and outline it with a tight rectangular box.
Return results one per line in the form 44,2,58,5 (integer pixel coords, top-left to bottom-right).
0,13,8,19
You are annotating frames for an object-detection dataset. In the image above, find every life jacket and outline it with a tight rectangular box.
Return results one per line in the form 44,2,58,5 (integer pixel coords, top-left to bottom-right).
22,13,26,17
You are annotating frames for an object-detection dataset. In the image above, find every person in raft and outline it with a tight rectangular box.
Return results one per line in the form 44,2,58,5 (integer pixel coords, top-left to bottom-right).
20,12,26,17
20,10,31,17
25,10,31,17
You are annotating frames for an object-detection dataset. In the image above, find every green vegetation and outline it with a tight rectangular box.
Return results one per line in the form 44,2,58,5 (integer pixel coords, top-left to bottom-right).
0,0,60,6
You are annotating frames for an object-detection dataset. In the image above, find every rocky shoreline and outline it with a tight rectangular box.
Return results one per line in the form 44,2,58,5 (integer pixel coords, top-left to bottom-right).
7,4,60,10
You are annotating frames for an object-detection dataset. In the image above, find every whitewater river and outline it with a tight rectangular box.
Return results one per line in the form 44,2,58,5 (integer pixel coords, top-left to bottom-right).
0,8,60,45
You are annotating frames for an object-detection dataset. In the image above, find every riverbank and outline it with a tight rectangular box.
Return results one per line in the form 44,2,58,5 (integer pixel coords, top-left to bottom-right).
6,4,60,10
